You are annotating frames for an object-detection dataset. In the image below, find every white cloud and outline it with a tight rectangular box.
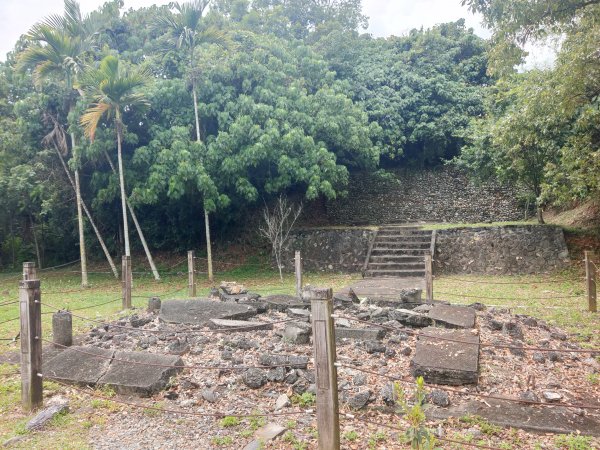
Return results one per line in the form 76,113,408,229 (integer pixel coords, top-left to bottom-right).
363,0,490,38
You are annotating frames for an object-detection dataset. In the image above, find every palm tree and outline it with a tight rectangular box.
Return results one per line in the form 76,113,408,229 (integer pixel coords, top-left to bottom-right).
79,55,151,260
16,0,101,286
158,0,232,282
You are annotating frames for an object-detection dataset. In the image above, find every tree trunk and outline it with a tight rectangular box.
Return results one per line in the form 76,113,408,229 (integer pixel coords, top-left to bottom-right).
204,208,213,282
30,215,42,270
103,151,160,280
55,146,119,278
71,133,89,287
537,206,545,224
193,83,214,283
9,218,15,268
116,116,131,257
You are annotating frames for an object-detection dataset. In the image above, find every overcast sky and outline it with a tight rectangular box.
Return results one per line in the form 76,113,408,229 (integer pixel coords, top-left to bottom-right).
0,0,554,66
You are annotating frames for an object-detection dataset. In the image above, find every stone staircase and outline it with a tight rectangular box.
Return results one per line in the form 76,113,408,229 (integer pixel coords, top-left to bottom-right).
363,225,434,278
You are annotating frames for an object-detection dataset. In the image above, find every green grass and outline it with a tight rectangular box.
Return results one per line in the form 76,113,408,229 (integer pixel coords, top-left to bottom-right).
434,269,599,348
554,433,594,450
219,416,241,428
421,220,536,230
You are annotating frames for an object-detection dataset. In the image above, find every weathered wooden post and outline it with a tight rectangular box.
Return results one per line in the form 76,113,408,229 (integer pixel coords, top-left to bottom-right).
295,251,303,298
425,252,433,302
305,286,340,450
585,251,597,313
52,310,72,348
19,262,43,411
188,251,196,297
22,261,36,281
122,255,132,310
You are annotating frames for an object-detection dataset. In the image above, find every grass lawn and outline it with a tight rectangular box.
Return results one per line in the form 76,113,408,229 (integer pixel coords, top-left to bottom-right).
0,257,598,448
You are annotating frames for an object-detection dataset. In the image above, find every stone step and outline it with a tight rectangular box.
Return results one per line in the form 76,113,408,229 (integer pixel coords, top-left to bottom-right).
375,235,432,242
367,262,425,270
371,248,429,256
369,255,424,263
365,269,426,277
374,241,430,249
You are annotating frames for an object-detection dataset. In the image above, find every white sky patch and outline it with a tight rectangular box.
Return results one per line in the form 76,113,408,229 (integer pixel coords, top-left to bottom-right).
0,0,555,68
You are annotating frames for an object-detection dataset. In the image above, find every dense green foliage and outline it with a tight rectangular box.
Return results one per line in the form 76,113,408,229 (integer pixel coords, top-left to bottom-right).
11,0,600,265
0,0,493,267
456,0,600,222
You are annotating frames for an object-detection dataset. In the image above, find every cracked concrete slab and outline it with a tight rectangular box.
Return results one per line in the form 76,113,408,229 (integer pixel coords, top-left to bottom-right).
159,299,258,325
428,304,476,329
98,352,183,396
43,346,114,385
411,327,480,385
428,399,600,437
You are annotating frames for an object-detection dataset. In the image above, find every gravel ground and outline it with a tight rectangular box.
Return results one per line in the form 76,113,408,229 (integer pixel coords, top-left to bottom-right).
79,298,600,449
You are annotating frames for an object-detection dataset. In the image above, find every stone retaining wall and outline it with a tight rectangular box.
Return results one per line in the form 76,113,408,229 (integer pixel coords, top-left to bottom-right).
325,167,528,225
282,225,569,274
434,225,569,275
281,228,375,272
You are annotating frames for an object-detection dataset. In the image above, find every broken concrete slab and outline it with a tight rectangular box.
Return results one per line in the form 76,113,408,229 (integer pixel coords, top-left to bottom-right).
159,299,257,325
43,346,114,385
243,423,287,450
388,309,433,327
335,327,386,341
428,398,600,437
428,305,476,329
208,318,273,332
98,351,183,396
411,327,479,385
263,295,309,312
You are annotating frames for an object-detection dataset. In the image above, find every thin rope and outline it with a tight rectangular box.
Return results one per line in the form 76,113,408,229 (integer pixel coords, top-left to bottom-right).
336,363,600,410
42,339,311,370
334,315,600,354
42,376,313,418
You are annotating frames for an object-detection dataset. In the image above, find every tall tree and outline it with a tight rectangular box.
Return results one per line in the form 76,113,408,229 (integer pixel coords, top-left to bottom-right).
16,0,101,285
454,72,564,223
79,55,151,259
156,0,232,282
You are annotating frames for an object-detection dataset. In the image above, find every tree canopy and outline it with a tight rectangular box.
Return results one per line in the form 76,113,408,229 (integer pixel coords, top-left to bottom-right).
2,0,596,267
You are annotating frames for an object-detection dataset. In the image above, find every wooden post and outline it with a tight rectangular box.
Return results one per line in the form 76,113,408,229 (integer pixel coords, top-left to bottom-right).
188,250,196,297
295,251,303,298
122,256,132,310
425,252,433,302
585,251,597,313
22,261,36,281
305,286,340,450
19,263,42,411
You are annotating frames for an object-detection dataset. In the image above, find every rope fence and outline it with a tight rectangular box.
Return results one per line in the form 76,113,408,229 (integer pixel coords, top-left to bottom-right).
5,248,600,448
334,314,600,354
42,376,314,419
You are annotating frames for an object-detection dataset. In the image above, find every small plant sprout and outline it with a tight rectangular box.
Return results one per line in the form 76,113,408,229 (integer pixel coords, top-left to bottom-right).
395,377,438,450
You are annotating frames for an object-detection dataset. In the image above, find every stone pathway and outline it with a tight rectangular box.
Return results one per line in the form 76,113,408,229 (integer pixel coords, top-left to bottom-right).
337,277,424,301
